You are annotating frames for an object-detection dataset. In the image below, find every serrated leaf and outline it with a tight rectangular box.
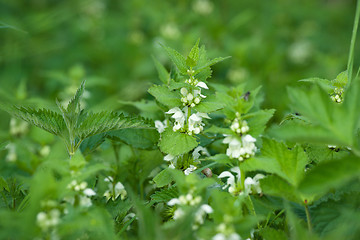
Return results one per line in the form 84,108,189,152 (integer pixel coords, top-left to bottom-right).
108,128,159,150
66,80,85,113
332,71,347,88
186,39,200,67
150,186,178,203
153,57,170,85
298,155,360,195
76,112,151,140
159,129,198,156
193,94,225,113
194,56,230,74
205,125,233,135
6,106,67,137
153,168,173,188
299,77,333,93
80,133,107,155
148,85,182,108
245,109,275,138
254,138,308,186
0,177,10,192
162,45,188,74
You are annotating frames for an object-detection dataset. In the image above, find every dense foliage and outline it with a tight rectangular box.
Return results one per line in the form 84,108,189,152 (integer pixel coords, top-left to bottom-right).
1,1,360,240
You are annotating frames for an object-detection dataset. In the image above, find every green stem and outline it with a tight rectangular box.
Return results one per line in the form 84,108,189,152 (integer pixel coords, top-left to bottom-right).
347,0,360,87
305,204,312,233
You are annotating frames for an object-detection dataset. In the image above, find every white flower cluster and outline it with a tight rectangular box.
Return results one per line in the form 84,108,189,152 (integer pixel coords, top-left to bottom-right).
66,180,96,207
331,87,344,103
9,118,29,136
218,167,264,196
168,191,213,228
223,135,256,161
36,200,61,233
5,143,17,162
163,146,209,175
166,107,210,135
223,114,257,161
103,176,127,201
192,0,214,15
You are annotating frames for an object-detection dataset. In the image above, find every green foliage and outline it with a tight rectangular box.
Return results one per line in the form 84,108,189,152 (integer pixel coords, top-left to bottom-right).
159,129,198,156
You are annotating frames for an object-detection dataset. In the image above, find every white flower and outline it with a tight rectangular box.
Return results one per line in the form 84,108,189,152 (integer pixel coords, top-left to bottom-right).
192,146,210,160
196,81,209,89
5,143,17,162
104,177,127,201
188,112,210,135
223,134,257,161
230,118,249,135
36,209,61,232
244,174,265,195
173,208,185,220
193,0,214,15
83,188,96,197
166,107,186,132
193,204,213,229
218,167,241,195
184,165,197,175
155,120,167,133
164,154,178,169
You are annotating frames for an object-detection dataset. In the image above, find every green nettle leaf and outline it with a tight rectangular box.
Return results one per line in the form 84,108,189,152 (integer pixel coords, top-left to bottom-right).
186,39,200,67
260,175,302,203
150,186,178,203
299,77,334,93
298,154,360,195
148,85,182,108
153,168,174,188
0,177,10,192
245,109,275,138
193,94,225,113
159,128,198,156
108,128,159,150
1,81,152,156
243,138,308,186
332,70,348,88
162,45,188,74
194,56,231,74
153,57,170,85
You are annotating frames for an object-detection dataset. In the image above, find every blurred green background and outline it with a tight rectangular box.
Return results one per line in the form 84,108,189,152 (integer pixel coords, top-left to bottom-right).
0,0,357,129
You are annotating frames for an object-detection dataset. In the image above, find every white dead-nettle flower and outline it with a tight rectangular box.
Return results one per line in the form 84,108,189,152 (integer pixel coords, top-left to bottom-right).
244,174,265,195
164,154,178,169
9,118,29,136
36,209,61,232
166,107,186,132
188,112,210,135
104,176,127,201
155,120,167,133
218,167,241,195
192,146,210,160
223,134,257,161
184,165,197,175
193,204,213,229
66,180,96,207
180,86,207,107
168,193,202,207
160,23,180,39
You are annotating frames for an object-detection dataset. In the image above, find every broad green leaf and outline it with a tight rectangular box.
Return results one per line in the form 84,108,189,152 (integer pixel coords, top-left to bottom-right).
193,94,225,113
205,125,233,135
76,112,150,140
162,45,188,74
108,128,159,150
260,175,303,203
80,133,106,155
299,77,333,93
298,155,360,195
194,56,231,74
186,39,200,67
252,138,308,186
159,129,198,156
148,85,182,108
5,106,67,137
245,109,275,138
207,154,232,164
153,57,170,85
331,71,347,88
153,168,173,188
150,186,178,203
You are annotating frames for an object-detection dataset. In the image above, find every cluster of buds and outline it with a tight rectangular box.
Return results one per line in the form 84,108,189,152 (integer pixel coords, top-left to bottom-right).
223,135,257,161
230,114,249,135
180,87,205,107
36,200,61,233
66,180,96,207
330,87,344,103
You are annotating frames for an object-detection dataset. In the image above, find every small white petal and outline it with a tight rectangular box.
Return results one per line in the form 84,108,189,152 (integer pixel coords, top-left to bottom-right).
83,188,96,196
196,81,209,89
167,198,181,206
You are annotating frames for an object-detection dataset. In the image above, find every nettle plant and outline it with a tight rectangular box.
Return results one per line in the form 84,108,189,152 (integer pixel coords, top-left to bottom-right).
1,10,360,239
